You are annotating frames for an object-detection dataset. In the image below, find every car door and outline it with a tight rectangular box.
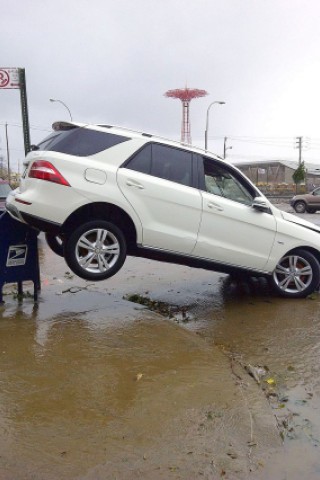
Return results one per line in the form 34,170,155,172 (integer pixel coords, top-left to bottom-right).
308,188,320,208
192,156,277,270
117,143,202,254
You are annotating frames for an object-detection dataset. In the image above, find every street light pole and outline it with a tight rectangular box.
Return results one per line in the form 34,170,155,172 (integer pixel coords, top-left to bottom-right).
49,98,72,121
205,101,225,151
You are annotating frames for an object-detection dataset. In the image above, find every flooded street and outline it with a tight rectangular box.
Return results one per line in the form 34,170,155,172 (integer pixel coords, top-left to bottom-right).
1,206,320,479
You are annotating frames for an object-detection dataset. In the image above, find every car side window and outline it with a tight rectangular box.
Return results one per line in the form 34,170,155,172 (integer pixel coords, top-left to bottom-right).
151,144,192,186
313,188,320,196
125,143,192,187
202,158,253,205
124,144,152,174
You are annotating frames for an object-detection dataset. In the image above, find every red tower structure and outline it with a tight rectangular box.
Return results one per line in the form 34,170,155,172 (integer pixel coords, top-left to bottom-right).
165,87,208,144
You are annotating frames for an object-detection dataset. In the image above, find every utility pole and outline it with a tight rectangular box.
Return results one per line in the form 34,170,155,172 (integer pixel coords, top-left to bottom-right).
223,137,228,158
296,136,303,166
223,136,232,159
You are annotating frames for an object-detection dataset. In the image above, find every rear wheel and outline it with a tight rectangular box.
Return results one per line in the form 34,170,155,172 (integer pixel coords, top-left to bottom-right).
64,220,127,281
294,201,306,213
271,249,320,298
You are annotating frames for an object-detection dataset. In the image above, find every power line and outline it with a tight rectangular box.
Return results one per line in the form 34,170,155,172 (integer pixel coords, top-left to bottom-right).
0,122,51,132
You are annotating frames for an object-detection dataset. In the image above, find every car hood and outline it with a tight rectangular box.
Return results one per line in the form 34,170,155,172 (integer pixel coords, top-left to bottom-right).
280,210,320,233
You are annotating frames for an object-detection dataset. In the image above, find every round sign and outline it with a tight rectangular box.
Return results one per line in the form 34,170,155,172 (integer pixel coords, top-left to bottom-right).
0,69,10,88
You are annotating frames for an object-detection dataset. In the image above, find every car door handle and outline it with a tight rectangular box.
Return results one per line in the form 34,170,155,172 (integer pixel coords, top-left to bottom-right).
126,180,145,189
207,201,224,211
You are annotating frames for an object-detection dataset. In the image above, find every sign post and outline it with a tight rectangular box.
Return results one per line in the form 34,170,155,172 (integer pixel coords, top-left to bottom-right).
18,69,31,155
0,67,31,157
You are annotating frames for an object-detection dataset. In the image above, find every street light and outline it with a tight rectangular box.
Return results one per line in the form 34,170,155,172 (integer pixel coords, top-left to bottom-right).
49,98,72,121
204,101,225,151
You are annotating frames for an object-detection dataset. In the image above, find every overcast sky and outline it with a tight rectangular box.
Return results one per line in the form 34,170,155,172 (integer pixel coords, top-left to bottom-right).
1,0,320,171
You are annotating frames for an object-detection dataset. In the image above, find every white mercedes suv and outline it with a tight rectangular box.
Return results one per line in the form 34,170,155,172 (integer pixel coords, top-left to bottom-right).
6,121,320,298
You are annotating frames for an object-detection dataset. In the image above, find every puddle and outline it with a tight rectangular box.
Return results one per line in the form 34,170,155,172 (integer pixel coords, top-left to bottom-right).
1,236,320,478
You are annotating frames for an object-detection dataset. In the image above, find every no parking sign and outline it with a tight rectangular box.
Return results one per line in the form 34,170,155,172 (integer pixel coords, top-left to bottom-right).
0,67,30,154
0,68,20,89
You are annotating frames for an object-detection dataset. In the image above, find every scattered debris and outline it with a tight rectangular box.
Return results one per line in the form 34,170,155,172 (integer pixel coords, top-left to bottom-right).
266,377,276,386
244,364,267,384
124,293,194,322
58,284,94,294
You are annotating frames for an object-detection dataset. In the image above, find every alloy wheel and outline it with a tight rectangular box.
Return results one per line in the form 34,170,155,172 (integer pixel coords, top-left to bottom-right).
273,253,314,295
75,228,120,273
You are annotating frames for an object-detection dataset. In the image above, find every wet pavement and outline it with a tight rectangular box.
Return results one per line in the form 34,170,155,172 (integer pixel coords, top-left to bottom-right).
1,205,320,479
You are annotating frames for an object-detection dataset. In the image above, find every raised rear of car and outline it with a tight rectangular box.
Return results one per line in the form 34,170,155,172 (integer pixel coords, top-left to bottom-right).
6,122,146,233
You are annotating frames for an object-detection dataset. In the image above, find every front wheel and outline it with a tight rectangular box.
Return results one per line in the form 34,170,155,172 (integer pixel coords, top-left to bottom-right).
294,201,306,213
271,249,320,298
64,221,127,281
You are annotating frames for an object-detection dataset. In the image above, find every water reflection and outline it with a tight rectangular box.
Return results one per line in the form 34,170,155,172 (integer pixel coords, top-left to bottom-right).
1,237,320,479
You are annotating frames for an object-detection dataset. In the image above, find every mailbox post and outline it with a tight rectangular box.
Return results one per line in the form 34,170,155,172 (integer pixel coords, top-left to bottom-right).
0,212,40,302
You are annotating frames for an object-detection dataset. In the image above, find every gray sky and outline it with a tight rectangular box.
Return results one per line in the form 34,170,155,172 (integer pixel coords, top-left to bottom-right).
1,0,320,172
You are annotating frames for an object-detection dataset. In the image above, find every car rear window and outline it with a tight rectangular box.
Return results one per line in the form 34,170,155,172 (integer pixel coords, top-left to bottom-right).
36,128,130,156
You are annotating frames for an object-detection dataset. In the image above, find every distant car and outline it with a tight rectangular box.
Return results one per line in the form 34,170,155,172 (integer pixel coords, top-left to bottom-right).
290,187,320,213
0,180,11,211
6,121,320,298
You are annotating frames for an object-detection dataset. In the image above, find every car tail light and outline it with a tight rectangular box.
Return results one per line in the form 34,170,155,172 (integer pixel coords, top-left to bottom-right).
15,198,32,205
29,160,70,186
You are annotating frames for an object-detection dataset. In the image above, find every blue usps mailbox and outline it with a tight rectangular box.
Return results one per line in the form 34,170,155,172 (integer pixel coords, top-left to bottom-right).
0,211,40,302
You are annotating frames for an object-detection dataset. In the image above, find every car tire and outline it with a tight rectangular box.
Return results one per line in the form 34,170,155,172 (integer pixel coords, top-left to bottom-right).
64,220,127,281
45,233,64,257
271,249,320,298
306,208,316,214
294,201,307,213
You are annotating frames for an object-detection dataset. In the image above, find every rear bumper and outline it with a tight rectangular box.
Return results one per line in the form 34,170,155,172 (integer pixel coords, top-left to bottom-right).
6,202,61,235
20,212,62,235
6,202,26,224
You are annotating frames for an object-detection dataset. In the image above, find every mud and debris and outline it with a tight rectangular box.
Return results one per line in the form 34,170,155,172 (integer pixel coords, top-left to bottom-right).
124,293,194,323
0,206,320,479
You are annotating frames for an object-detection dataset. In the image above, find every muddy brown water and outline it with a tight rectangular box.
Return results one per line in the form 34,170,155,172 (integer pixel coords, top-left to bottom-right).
1,208,320,479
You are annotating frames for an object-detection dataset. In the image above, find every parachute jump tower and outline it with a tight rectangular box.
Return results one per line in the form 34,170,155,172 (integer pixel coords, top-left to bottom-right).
165,87,208,144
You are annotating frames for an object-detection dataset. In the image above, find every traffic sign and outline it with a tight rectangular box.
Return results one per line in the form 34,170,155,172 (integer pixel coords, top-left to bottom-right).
0,68,20,89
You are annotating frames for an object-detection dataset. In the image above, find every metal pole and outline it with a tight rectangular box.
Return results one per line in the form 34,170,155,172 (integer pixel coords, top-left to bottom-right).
223,136,233,159
205,101,225,151
19,68,31,156
297,136,302,166
5,123,11,184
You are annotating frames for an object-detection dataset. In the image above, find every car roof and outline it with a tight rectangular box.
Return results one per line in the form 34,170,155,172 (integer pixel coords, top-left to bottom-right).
52,121,223,160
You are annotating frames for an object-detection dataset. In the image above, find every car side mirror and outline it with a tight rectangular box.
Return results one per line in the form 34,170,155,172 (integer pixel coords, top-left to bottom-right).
252,196,271,214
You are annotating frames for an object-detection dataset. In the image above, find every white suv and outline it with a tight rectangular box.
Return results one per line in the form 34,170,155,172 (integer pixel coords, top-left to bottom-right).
6,121,320,298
